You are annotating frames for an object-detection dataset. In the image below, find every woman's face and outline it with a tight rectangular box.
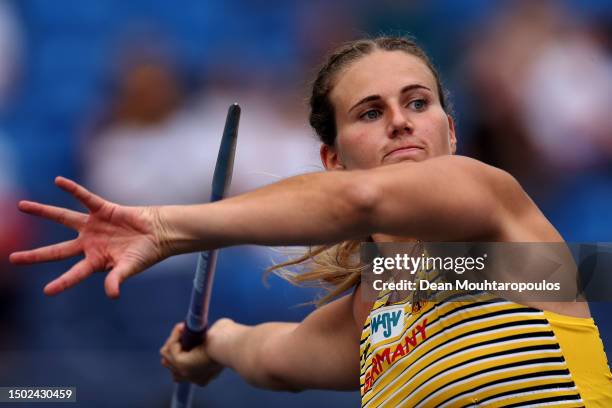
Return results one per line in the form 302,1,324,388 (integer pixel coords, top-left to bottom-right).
321,50,456,170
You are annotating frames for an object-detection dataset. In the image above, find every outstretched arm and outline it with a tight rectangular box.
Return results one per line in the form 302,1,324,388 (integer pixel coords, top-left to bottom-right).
11,156,527,297
162,155,523,252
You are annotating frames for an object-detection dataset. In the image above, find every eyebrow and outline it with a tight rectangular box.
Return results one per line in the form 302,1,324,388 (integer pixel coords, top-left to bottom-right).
347,84,432,114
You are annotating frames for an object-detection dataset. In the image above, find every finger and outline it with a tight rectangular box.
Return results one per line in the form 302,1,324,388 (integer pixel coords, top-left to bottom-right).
174,348,209,369
104,260,136,299
43,259,94,296
171,322,185,340
159,348,176,368
17,201,85,229
160,323,185,361
55,176,106,213
161,327,179,352
167,323,184,359
169,325,186,356
9,240,81,264
161,354,176,369
163,323,184,347
160,341,171,356
162,361,180,376
160,346,173,363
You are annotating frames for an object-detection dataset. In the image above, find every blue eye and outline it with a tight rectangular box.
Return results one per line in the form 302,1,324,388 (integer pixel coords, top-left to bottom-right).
409,99,427,111
360,109,381,121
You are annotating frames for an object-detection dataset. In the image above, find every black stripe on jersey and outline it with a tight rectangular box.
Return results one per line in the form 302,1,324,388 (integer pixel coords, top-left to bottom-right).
406,344,563,394
444,319,552,342
453,329,554,350
463,381,579,407
498,393,583,408
438,299,540,318
427,325,555,356
413,312,549,350
361,343,371,362
423,332,560,375
437,306,544,329
410,357,568,407
453,371,575,408
416,304,544,341
361,339,369,370
412,318,552,362
428,297,507,321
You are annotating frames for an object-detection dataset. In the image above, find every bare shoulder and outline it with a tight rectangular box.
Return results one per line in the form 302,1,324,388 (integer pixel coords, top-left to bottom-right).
423,155,518,187
372,154,523,200
372,155,534,239
430,156,536,214
437,156,561,241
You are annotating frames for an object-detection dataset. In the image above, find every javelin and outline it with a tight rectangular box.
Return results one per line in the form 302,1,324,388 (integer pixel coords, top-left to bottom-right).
171,103,241,408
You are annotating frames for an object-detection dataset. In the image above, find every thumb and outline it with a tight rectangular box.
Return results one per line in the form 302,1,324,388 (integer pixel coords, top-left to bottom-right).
104,261,134,299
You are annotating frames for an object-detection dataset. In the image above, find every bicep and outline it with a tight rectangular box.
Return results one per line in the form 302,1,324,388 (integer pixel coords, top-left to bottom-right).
366,156,516,241
261,293,361,391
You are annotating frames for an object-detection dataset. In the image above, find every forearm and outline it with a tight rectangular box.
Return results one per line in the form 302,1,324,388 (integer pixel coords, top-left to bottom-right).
206,319,298,391
156,156,515,255
159,171,375,254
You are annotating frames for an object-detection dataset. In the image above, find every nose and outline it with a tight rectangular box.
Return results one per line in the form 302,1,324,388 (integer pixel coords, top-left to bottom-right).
387,104,413,138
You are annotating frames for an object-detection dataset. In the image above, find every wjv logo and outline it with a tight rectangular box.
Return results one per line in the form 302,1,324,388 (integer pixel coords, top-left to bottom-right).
370,306,404,344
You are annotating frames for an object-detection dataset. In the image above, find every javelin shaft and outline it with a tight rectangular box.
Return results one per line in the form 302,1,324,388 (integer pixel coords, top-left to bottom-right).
171,104,241,408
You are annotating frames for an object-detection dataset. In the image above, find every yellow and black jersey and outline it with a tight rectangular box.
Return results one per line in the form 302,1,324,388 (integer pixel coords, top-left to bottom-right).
359,287,612,407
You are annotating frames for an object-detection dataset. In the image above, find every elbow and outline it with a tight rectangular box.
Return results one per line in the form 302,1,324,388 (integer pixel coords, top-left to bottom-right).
253,334,303,392
342,172,381,231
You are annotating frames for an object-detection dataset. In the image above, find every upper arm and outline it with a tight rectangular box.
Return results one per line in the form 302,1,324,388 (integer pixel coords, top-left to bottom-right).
360,155,524,241
261,292,362,391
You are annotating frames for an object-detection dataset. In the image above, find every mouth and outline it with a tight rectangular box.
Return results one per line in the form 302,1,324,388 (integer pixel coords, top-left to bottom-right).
383,146,425,161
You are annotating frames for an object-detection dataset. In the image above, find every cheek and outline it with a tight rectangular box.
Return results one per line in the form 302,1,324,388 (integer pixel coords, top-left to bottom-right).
421,111,451,151
337,128,380,168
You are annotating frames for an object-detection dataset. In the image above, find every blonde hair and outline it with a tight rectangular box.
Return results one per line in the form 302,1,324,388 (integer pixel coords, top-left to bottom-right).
266,239,366,306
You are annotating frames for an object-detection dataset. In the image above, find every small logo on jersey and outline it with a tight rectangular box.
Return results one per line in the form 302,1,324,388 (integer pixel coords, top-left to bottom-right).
370,306,404,344
363,318,428,393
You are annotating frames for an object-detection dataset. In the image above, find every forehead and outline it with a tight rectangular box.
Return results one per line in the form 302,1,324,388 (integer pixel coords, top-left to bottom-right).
330,50,438,111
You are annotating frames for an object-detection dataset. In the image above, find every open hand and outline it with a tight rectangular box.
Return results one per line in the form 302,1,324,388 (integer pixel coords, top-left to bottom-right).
9,176,167,298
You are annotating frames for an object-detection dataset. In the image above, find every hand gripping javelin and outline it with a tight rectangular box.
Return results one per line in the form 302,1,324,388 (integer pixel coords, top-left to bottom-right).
171,104,241,408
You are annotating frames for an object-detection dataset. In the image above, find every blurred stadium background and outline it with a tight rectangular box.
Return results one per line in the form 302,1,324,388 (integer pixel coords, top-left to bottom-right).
0,0,611,406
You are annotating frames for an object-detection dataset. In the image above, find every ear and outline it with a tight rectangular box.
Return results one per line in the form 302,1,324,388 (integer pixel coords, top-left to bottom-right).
320,144,345,170
447,115,457,154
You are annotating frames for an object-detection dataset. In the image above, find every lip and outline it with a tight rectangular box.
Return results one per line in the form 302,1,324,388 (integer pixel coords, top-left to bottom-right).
384,146,424,160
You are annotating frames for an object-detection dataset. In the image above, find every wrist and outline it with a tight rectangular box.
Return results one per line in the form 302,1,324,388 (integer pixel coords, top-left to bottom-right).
207,318,247,368
153,205,203,256
143,205,172,259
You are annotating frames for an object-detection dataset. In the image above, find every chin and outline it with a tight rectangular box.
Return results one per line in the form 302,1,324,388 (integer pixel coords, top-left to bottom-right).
384,157,421,165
